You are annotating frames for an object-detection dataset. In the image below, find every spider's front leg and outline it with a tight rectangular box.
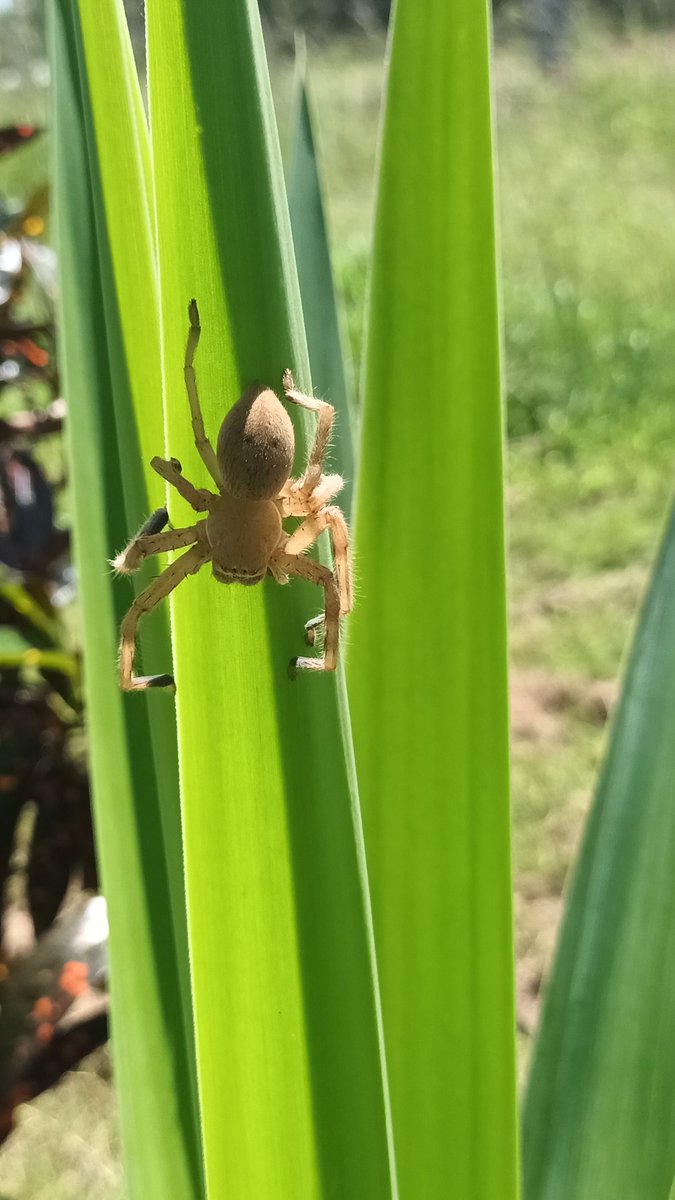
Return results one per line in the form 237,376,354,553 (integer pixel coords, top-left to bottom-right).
151,456,217,512
184,299,223,489
119,544,209,691
113,508,202,574
282,369,335,497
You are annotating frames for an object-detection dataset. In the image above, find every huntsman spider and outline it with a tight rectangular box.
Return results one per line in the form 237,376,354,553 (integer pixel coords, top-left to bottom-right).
114,300,352,691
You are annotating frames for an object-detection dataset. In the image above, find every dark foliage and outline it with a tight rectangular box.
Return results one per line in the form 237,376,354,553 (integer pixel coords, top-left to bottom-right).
0,130,108,1144
257,0,675,32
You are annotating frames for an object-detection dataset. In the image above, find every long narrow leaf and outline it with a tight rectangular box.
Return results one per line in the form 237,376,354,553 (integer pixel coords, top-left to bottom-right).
75,2,201,1162
146,3,395,1196
287,66,356,516
523,498,675,1200
50,2,200,1195
348,0,518,1196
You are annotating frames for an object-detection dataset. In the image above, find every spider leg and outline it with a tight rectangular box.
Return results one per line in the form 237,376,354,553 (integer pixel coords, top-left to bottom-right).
284,506,352,617
303,613,326,647
141,506,169,535
119,544,210,692
185,299,223,489
113,518,202,575
279,472,344,516
309,474,345,510
282,369,335,494
272,549,340,676
151,456,217,512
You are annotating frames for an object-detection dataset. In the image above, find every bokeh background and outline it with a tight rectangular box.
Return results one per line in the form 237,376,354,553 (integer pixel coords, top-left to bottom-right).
0,0,674,1194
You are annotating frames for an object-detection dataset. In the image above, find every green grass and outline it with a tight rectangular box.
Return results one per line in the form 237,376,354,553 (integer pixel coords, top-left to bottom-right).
2,21,675,1195
497,36,675,443
500,30,675,1041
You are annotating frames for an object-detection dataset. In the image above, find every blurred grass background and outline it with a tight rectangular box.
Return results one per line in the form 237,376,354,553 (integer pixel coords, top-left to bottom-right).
0,12,674,1195
270,27,675,1064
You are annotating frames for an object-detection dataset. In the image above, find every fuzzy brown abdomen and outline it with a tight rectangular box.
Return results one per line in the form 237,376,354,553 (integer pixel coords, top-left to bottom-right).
217,384,294,501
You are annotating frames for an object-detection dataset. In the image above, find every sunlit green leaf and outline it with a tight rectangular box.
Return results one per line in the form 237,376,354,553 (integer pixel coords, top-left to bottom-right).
76,2,201,1170
146,2,395,1195
348,0,518,1195
287,64,356,515
50,1,201,1194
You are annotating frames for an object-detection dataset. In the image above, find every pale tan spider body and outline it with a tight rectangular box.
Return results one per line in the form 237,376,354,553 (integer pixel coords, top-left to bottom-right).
206,490,283,585
206,383,291,584
115,300,352,691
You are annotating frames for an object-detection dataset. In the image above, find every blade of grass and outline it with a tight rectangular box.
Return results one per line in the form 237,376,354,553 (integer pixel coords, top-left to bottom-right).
147,2,396,1196
0,645,76,675
347,0,518,1196
50,2,201,1194
287,57,356,516
0,579,62,645
75,2,202,1164
523,497,675,1200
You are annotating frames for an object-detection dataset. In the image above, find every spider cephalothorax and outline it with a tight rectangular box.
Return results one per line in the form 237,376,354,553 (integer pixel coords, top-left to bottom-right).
114,300,352,691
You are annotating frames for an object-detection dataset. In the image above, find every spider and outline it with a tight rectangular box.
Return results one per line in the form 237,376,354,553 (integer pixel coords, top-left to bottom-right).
114,300,352,692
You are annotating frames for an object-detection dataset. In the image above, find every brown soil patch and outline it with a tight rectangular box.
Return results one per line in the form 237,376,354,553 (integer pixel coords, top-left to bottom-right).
510,667,617,746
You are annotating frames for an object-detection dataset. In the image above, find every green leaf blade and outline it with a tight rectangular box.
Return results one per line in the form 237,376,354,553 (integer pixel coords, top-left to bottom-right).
287,73,356,515
523,498,675,1200
77,0,163,493
146,3,395,1196
348,1,518,1196
75,0,204,1187
51,2,201,1195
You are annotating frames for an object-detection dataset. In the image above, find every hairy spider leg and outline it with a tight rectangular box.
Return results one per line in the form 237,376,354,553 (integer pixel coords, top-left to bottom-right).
113,522,202,575
284,506,352,617
279,472,344,514
151,456,216,512
281,488,351,644
119,544,210,691
282,369,335,494
140,506,169,535
185,299,223,488
273,549,340,675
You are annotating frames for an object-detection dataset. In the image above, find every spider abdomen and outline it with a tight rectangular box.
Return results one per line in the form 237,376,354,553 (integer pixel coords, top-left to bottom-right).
217,384,294,501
